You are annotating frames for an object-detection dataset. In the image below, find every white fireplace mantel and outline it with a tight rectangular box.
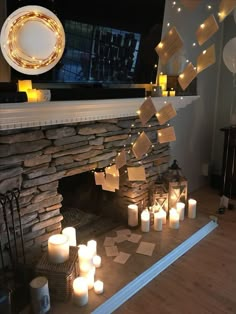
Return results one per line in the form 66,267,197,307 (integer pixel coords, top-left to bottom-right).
0,96,200,130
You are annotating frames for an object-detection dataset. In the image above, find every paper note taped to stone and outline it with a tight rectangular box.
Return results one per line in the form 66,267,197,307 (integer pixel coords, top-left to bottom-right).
132,131,152,159
156,103,177,125
139,96,156,126
127,166,146,181
157,126,176,144
94,172,105,185
115,149,127,169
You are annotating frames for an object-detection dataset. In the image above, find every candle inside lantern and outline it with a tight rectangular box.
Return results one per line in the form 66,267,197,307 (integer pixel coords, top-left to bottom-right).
188,198,197,218
169,88,176,96
153,211,163,231
62,226,77,246
128,204,138,227
48,234,70,264
73,277,88,306
169,208,180,229
141,208,150,232
176,202,185,221
93,255,102,268
87,239,97,257
94,280,104,294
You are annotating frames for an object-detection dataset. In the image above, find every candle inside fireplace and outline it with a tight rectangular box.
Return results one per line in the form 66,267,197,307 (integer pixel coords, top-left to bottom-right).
141,208,150,232
48,234,70,264
128,204,138,227
62,226,77,246
188,198,197,218
73,277,88,306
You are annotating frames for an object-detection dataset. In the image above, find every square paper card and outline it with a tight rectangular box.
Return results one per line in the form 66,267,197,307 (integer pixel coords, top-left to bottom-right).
136,241,156,256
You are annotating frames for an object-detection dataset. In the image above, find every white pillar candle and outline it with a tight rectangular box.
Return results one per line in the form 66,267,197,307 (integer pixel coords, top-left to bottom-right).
188,198,197,218
73,277,88,307
78,245,94,273
176,202,185,221
153,211,163,231
169,208,180,229
62,226,77,246
159,208,167,224
141,208,150,232
128,204,138,227
48,234,70,264
93,255,102,268
94,280,104,294
87,239,97,257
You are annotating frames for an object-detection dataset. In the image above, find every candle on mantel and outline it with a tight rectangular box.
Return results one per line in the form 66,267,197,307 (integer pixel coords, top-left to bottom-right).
128,204,138,227
169,88,176,96
48,234,70,264
73,277,88,306
188,198,197,218
169,208,180,229
62,226,77,246
94,280,104,294
153,211,163,231
93,255,102,268
176,202,185,221
141,208,150,232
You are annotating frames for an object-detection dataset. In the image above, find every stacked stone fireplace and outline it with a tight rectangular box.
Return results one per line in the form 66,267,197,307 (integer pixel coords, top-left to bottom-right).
0,114,169,265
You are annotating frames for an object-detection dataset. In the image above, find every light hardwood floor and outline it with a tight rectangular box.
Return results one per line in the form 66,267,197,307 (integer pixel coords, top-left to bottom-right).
22,185,236,314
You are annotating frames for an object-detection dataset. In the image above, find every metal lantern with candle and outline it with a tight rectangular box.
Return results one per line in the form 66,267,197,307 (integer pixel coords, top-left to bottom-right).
163,160,188,211
150,175,169,214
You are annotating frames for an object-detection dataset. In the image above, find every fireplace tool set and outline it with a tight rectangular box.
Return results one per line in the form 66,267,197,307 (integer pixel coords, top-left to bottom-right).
0,188,30,313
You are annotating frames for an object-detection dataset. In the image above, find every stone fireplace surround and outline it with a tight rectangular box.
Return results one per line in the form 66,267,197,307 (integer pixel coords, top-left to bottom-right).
0,96,199,265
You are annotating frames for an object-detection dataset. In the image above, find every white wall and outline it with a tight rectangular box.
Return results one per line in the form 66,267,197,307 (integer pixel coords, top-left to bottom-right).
159,0,233,193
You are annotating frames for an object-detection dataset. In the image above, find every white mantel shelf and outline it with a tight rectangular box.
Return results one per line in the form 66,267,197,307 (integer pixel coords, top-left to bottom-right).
0,96,200,131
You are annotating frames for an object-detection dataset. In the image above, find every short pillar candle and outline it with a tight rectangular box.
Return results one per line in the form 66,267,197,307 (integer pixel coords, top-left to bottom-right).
73,277,88,306
93,255,102,268
94,280,104,294
141,208,150,232
128,204,138,227
176,202,185,221
153,211,163,231
48,234,70,264
188,198,197,218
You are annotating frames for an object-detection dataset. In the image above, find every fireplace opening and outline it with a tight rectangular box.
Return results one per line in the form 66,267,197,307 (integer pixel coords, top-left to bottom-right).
58,172,123,239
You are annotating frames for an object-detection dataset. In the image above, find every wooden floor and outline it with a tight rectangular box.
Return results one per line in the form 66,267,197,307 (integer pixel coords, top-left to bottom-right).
21,185,236,314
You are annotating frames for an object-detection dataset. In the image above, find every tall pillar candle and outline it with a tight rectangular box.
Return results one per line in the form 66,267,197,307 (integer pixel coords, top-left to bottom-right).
128,204,138,227
176,202,185,221
62,226,77,246
153,211,163,231
48,234,69,264
141,208,150,232
169,208,180,229
73,277,88,307
188,198,197,218
87,239,97,257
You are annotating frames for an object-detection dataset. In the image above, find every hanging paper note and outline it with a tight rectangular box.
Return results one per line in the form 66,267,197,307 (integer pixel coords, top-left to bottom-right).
94,172,105,185
132,131,152,159
178,63,197,91
157,126,176,144
127,166,146,181
155,27,184,65
196,14,219,46
115,149,127,170
218,0,236,22
197,44,215,73
105,164,119,177
102,173,119,191
156,103,177,125
180,0,202,10
139,96,156,126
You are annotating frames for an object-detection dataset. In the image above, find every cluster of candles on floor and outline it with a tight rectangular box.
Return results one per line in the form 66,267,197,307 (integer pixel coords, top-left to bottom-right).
47,227,103,307
128,198,197,231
